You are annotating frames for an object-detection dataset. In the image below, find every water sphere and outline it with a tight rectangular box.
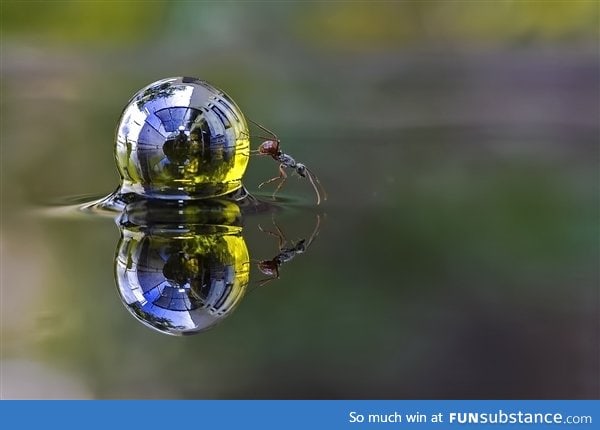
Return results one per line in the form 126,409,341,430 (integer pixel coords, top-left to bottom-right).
115,77,250,199
115,199,250,335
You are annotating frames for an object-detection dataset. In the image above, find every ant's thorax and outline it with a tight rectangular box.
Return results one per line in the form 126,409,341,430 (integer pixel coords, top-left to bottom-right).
276,152,296,167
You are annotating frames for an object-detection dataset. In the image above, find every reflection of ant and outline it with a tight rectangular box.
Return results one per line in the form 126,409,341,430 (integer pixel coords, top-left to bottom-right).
247,119,327,205
255,214,322,287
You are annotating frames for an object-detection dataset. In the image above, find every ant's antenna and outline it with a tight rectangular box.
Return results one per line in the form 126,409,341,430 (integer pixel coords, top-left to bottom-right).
305,214,322,248
247,118,280,141
240,130,277,142
305,168,327,205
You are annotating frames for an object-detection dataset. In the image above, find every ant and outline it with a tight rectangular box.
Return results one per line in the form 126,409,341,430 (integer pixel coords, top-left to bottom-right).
254,214,322,287
247,119,327,205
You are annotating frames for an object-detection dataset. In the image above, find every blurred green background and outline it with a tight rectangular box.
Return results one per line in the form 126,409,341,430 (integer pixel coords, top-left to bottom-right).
1,1,598,399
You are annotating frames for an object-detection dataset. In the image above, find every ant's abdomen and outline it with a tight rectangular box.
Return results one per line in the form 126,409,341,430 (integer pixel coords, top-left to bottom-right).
115,77,250,200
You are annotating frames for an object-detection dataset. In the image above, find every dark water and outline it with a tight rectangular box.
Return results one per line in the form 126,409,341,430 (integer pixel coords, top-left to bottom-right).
2,50,598,399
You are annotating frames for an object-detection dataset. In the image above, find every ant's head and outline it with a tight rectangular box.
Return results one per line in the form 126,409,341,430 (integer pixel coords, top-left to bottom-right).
296,163,307,178
258,260,278,276
258,140,280,156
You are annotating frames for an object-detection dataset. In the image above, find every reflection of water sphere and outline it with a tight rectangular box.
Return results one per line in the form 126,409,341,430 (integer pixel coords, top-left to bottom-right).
115,77,250,200
115,200,250,336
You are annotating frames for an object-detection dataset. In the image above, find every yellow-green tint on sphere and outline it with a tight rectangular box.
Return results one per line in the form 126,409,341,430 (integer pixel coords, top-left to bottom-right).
115,77,250,199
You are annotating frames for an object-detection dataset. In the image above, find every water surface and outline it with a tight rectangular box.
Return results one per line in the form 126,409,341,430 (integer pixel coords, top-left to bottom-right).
1,51,598,399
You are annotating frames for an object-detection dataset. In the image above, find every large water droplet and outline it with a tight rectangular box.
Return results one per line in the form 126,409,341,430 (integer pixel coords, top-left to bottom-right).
115,77,249,199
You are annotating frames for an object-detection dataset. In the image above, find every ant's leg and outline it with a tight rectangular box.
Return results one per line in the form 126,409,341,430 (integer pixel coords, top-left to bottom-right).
257,276,277,287
271,165,288,199
259,164,286,189
249,275,276,292
258,224,286,249
270,215,288,249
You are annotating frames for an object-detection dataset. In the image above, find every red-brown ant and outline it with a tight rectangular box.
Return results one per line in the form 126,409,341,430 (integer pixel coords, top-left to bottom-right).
254,214,322,287
247,119,327,205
